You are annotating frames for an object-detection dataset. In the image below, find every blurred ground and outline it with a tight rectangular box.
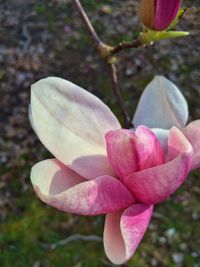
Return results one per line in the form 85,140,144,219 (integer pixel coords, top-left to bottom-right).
0,0,200,266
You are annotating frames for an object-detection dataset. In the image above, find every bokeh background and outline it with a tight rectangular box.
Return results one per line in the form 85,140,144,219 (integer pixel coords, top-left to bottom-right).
0,0,200,266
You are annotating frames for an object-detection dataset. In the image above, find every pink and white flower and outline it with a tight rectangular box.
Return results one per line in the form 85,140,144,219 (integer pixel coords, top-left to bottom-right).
29,76,199,265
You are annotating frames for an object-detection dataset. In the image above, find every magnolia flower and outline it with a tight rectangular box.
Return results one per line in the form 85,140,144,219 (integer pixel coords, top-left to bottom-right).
140,0,181,31
30,76,200,265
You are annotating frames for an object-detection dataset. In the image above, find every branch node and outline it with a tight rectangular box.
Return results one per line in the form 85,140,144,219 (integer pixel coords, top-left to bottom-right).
98,42,113,59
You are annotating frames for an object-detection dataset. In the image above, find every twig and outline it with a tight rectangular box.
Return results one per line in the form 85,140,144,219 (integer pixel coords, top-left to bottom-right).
111,37,143,55
109,63,132,128
73,0,134,127
73,0,144,56
73,0,107,53
45,234,102,251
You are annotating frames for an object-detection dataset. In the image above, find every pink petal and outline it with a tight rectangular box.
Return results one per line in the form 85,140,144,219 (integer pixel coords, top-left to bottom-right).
30,77,121,179
30,159,135,215
183,120,200,170
154,0,181,31
106,126,164,181
125,127,193,204
104,204,153,265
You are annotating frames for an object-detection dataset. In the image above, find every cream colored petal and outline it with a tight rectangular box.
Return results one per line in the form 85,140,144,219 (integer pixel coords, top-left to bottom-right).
133,76,188,129
31,77,121,179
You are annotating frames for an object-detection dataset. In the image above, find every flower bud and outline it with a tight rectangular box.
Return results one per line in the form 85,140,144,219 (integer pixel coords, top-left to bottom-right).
140,0,181,31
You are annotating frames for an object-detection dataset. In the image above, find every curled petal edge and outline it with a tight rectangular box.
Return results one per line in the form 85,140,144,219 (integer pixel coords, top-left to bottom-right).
31,159,135,215
104,204,153,265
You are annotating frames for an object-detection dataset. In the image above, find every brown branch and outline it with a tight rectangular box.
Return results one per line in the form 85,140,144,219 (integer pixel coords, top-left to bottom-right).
111,37,143,55
73,0,144,56
73,0,134,128
73,0,108,53
109,63,132,128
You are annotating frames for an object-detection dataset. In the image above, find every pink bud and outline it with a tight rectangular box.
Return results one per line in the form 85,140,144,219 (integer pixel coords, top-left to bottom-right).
140,0,181,31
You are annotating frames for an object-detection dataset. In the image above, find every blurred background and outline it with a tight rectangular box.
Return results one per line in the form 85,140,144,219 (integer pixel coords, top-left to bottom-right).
0,0,200,266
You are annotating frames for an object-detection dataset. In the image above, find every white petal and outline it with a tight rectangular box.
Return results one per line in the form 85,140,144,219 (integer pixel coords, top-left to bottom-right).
31,77,121,179
152,128,169,152
133,76,188,129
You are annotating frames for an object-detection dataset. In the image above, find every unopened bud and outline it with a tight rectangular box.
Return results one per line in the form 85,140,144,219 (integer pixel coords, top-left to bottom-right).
140,0,181,31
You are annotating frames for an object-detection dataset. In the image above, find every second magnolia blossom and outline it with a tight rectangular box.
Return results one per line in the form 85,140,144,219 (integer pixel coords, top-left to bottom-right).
30,76,200,265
